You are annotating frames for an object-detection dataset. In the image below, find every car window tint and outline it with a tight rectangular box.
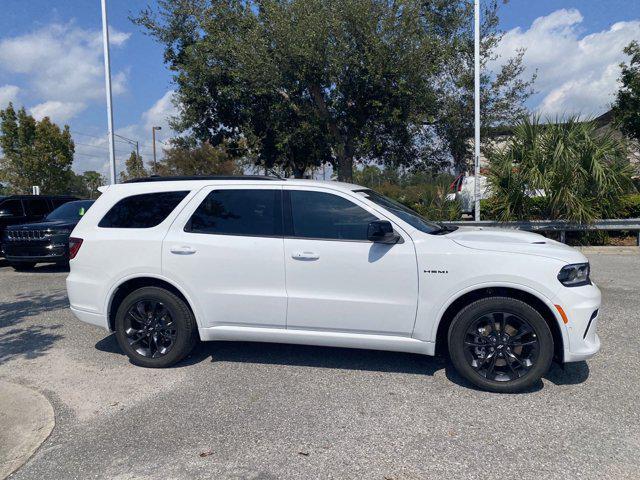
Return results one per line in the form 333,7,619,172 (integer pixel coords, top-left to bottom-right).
0,199,24,216
46,200,94,221
289,190,378,240
187,189,281,237
24,198,49,216
51,197,73,209
99,191,189,228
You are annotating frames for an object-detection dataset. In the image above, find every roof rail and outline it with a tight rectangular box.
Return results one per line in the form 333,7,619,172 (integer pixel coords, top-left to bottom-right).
122,175,281,184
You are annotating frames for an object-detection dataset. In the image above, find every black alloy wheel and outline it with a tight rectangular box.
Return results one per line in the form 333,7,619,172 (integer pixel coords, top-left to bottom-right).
448,296,554,393
123,299,177,358
115,286,198,368
463,311,540,382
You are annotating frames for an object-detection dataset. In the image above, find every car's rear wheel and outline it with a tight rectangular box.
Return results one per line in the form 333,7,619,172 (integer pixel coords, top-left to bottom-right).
448,297,553,393
9,262,36,271
115,287,198,368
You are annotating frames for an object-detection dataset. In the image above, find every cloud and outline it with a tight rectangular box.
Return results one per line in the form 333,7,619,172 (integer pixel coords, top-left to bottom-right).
142,90,178,132
491,8,640,117
30,100,86,123
0,84,20,108
0,22,129,120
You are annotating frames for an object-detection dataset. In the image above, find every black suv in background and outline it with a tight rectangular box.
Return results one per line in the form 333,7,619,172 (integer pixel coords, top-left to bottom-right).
0,195,78,237
2,199,93,270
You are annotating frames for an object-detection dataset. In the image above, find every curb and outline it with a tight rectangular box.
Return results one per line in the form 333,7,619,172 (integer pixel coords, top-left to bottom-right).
0,381,55,479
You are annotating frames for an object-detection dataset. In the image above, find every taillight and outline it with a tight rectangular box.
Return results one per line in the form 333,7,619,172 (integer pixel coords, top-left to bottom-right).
68,237,83,260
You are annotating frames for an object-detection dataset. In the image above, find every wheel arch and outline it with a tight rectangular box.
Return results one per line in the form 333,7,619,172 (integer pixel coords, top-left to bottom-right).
433,285,565,362
106,275,200,333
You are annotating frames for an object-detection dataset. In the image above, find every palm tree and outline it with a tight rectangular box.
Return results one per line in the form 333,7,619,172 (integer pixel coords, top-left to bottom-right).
486,116,635,222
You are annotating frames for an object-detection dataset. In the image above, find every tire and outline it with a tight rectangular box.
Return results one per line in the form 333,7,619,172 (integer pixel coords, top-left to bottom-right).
115,286,198,368
448,296,554,393
10,262,36,271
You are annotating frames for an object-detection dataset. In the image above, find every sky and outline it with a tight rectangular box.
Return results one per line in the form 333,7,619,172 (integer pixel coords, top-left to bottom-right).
0,1,639,177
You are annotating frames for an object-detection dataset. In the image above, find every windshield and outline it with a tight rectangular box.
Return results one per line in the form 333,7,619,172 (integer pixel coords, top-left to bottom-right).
355,189,442,234
46,200,94,221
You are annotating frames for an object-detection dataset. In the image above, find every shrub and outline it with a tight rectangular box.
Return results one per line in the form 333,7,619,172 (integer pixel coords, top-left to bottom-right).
486,116,636,223
621,194,640,218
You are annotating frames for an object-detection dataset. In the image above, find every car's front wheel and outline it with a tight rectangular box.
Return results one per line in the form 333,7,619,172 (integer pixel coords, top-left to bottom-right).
114,287,198,368
448,297,554,393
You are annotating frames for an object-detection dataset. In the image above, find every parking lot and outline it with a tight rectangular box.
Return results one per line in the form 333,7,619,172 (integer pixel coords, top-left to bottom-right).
0,251,638,480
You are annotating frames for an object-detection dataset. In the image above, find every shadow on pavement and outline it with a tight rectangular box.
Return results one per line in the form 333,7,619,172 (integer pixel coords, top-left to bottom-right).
96,335,448,375
544,361,590,385
31,264,70,274
0,291,67,365
94,335,590,389
205,341,448,375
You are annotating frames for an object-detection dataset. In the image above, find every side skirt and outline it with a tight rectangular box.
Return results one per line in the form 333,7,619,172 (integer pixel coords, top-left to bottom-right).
198,325,435,356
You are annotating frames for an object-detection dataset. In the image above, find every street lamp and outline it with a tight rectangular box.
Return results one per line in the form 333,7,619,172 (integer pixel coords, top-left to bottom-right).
152,126,162,175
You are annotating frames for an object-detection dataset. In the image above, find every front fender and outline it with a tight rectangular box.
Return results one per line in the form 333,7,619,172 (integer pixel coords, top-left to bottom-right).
426,281,567,342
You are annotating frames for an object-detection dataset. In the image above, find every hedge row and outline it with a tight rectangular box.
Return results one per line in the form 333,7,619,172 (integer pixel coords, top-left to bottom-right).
479,194,640,221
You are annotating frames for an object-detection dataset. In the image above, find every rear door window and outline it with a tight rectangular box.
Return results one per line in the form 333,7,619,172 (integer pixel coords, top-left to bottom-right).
99,191,189,228
186,189,282,237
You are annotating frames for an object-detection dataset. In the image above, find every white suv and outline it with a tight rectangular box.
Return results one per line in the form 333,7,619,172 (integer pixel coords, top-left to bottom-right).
67,176,601,392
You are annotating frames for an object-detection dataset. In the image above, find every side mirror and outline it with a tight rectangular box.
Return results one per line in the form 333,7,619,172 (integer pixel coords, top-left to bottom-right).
0,210,14,218
367,220,400,244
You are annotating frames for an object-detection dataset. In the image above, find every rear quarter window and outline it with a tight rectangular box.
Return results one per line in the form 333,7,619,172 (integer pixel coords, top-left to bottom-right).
99,191,189,228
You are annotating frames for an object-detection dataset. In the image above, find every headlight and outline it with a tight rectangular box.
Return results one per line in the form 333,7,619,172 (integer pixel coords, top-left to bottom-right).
557,263,590,287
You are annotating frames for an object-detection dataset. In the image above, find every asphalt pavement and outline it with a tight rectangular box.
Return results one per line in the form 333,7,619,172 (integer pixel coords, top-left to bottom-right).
0,251,638,480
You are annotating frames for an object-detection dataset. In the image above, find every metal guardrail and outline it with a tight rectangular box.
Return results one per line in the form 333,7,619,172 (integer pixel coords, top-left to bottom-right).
440,218,640,246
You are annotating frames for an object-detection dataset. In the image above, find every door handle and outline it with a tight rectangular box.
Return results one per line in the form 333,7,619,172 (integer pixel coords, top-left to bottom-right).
170,245,197,255
292,251,320,261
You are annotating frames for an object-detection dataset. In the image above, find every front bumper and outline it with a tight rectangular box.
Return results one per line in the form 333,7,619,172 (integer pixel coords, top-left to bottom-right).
1,240,68,263
554,282,601,362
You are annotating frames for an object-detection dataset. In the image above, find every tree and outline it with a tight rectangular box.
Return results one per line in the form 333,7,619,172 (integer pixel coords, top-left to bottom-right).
82,171,106,198
613,41,640,143
134,0,454,181
0,103,75,194
432,0,536,173
156,142,243,176
135,1,534,180
486,116,635,223
119,151,148,182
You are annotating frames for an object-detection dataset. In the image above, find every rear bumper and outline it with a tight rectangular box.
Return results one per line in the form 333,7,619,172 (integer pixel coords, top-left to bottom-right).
69,306,110,331
554,283,602,363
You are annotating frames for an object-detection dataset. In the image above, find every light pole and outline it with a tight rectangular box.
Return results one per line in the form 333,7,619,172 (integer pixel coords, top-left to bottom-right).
473,0,481,221
100,0,117,185
152,126,162,174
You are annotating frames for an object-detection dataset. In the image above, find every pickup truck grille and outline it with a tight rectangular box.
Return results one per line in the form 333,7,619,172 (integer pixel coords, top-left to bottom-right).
5,229,49,241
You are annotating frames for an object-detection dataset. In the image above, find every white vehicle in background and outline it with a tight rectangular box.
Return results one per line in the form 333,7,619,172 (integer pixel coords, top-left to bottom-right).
447,173,491,215
447,173,544,215
66,176,600,393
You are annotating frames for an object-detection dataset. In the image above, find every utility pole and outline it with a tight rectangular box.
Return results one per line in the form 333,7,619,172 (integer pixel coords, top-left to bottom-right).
114,133,139,159
100,0,117,185
473,0,481,221
114,133,142,176
152,126,162,174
